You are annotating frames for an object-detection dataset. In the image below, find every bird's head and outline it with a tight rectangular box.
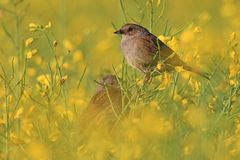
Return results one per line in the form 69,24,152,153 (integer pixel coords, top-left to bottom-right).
114,23,149,37
95,75,120,92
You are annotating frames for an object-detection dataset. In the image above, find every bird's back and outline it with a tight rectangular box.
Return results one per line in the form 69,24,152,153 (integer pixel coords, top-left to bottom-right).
80,87,123,129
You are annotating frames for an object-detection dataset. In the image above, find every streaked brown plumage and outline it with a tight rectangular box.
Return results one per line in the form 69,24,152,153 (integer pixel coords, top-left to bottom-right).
80,75,124,128
114,23,209,79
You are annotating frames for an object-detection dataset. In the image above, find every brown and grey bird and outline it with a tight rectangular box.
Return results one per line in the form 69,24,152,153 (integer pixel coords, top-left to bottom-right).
114,23,209,79
80,75,125,128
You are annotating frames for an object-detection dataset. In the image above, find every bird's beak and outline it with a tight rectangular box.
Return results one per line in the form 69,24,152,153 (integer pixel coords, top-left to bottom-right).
114,29,123,34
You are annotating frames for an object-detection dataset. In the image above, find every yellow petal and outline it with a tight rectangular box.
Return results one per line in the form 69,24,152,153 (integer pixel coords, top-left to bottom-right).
25,38,34,47
175,66,185,73
13,107,24,119
10,132,25,145
29,23,38,28
157,63,164,70
194,26,202,33
27,51,33,59
0,118,5,125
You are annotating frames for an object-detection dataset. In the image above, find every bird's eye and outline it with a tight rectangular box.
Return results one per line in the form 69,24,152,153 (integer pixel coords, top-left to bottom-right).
128,27,133,32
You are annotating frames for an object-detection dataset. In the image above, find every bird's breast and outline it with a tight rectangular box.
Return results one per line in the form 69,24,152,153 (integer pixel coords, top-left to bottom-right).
120,37,140,68
120,36,137,56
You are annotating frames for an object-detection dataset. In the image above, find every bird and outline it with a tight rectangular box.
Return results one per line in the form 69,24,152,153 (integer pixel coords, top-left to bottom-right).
114,23,210,80
80,75,126,129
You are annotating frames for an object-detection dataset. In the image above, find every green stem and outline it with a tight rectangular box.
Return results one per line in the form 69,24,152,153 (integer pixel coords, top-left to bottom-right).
104,86,121,122
171,72,179,99
77,64,87,89
60,0,66,43
42,31,69,119
149,1,154,32
119,0,127,23
4,78,10,160
13,5,22,63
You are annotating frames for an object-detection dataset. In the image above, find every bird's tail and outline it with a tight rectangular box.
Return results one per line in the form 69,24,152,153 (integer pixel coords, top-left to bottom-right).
183,65,210,80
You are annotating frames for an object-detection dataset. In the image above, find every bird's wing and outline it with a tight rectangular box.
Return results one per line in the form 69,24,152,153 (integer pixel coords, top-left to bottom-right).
83,88,123,120
138,35,158,56
148,33,187,68
148,34,210,79
134,36,160,69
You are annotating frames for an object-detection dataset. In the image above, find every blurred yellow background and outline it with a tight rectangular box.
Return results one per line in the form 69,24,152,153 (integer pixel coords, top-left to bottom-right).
1,0,239,76
0,0,240,160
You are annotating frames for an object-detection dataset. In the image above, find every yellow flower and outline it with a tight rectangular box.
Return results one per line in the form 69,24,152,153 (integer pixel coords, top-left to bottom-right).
10,132,25,145
158,35,171,44
61,110,74,122
13,107,24,119
189,79,201,94
156,62,164,70
150,0,161,6
32,49,38,54
137,79,144,86
181,71,191,80
37,74,50,86
63,39,74,51
229,49,240,86
29,23,38,31
0,118,5,125
25,37,34,47
157,72,172,91
229,32,237,42
53,40,58,47
198,11,211,23
173,93,182,101
184,145,192,156
96,40,110,52
167,37,180,52
26,142,50,160
26,49,38,59
22,118,33,136
60,75,68,84
182,98,188,106
193,26,202,33
29,23,38,28
62,62,71,70
73,50,84,62
224,137,235,147
48,131,61,142
229,63,236,78
28,68,37,77
175,66,185,73
230,79,238,86
27,51,33,59
180,30,195,43
150,100,159,109
45,21,52,29
8,95,13,103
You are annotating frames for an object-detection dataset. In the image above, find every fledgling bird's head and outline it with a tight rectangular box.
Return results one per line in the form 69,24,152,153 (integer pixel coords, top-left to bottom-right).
114,23,149,37
95,75,120,93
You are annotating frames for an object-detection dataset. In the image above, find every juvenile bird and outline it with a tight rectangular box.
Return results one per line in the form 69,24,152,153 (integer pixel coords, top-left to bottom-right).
114,23,209,79
80,75,124,128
